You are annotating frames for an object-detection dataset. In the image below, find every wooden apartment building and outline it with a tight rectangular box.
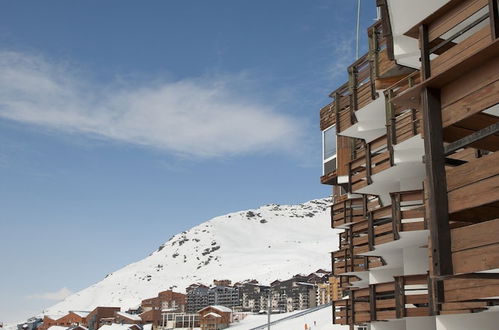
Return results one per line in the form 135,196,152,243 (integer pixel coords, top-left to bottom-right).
320,0,499,329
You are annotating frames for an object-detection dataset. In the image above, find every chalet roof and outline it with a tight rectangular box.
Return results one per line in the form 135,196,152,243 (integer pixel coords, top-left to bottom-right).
47,326,68,330
203,312,221,318
115,312,141,322
98,324,139,330
70,311,90,318
198,305,232,313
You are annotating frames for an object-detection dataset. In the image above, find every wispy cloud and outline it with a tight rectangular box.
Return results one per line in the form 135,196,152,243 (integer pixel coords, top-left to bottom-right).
0,51,305,158
27,287,73,301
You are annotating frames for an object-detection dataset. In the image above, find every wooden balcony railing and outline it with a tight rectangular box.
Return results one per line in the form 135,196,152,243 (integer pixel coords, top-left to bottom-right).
368,19,415,87
339,190,426,253
338,275,362,289
414,0,498,81
332,197,365,228
332,249,385,276
348,135,393,191
333,274,432,325
331,194,383,228
329,83,355,133
349,53,378,112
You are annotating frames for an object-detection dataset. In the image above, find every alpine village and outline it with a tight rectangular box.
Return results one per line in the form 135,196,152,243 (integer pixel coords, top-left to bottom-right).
6,0,499,329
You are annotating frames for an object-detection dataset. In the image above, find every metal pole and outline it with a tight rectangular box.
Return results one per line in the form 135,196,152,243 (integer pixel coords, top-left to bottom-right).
267,288,271,329
356,0,361,59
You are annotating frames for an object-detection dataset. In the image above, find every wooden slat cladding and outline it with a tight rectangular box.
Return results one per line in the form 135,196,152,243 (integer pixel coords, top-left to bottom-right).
432,26,492,77
444,277,499,302
427,0,488,42
441,55,499,128
337,136,354,177
450,218,499,273
446,151,499,214
320,101,335,131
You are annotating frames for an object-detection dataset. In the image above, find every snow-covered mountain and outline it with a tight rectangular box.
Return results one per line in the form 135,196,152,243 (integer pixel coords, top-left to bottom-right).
44,199,339,315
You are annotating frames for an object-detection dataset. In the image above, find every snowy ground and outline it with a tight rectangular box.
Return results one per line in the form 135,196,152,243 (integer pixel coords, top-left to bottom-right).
229,308,348,330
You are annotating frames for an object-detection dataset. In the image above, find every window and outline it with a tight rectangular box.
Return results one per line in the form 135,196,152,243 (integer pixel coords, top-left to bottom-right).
322,125,337,175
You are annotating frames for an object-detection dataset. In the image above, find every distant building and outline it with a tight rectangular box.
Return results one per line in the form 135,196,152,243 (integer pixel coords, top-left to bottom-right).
198,306,232,330
186,284,209,313
141,290,186,314
39,312,90,330
113,312,141,325
17,317,43,330
86,307,121,330
157,312,199,330
212,280,231,287
270,276,317,313
207,286,239,309
237,282,270,313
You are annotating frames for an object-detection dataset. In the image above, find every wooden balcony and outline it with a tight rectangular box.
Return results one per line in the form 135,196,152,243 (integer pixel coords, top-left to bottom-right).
349,54,378,113
450,218,499,275
332,249,385,276
338,275,362,289
342,191,426,253
327,83,355,134
333,274,432,325
322,54,381,135
319,100,336,131
332,197,365,228
385,75,423,146
368,20,415,87
331,195,382,228
447,151,499,225
393,0,499,110
442,276,499,307
348,135,393,192
410,0,496,80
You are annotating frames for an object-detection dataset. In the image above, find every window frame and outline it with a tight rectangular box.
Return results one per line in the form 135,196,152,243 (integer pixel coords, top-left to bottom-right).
322,125,337,175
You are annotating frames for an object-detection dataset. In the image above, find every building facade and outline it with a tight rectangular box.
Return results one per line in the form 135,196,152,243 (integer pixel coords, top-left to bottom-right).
320,0,499,329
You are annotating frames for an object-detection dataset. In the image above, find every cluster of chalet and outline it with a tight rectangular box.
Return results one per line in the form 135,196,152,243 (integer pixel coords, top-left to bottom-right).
23,271,340,330
186,270,340,314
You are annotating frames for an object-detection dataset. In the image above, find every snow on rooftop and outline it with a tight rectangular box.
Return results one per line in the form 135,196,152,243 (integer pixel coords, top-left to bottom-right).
205,305,232,313
47,326,69,330
203,312,221,318
98,324,137,330
115,312,141,322
71,311,90,318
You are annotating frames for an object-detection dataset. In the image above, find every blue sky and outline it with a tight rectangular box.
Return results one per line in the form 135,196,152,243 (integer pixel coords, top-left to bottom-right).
0,0,376,323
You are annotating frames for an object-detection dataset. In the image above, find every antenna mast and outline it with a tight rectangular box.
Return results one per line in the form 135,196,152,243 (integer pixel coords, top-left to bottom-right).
355,0,361,59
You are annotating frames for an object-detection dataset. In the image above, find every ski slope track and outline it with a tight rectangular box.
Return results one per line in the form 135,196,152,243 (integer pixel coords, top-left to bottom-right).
44,199,339,315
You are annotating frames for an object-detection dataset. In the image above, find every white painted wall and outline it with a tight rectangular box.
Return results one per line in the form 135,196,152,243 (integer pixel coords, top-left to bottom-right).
371,319,406,330
436,310,499,330
406,316,436,330
403,247,429,276
370,267,404,285
386,0,450,68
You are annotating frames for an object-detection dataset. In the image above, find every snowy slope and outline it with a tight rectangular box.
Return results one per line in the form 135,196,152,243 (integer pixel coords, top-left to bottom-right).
44,199,339,315
229,307,348,330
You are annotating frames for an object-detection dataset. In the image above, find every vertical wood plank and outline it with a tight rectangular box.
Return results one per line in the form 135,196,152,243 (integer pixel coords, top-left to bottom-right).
489,0,499,39
422,87,453,277
420,24,431,79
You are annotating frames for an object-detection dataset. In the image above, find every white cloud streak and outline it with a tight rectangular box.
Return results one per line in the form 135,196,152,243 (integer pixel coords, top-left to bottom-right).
0,51,304,158
27,287,73,301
